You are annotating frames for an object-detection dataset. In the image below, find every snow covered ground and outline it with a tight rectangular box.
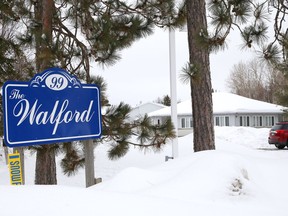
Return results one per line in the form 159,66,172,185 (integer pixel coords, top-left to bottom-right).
1,127,288,216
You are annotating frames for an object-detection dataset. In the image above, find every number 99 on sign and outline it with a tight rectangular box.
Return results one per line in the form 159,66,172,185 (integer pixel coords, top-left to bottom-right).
45,74,68,91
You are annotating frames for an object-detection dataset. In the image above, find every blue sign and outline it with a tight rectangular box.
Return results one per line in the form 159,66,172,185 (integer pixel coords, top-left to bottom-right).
3,68,102,147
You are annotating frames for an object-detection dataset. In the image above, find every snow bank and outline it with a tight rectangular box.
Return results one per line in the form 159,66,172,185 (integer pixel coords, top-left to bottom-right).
1,127,288,216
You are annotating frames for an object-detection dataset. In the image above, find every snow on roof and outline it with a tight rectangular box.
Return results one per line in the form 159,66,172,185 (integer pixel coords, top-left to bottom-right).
130,102,167,119
132,102,167,110
149,92,285,117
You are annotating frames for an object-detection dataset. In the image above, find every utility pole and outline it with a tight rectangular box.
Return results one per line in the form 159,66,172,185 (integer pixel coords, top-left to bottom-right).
169,28,179,159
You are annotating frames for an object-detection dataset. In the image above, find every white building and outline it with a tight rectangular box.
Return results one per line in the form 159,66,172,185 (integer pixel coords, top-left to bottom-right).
129,102,167,120
148,92,285,136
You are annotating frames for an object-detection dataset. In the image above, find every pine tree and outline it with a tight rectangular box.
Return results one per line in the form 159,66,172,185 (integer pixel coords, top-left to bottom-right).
0,0,185,184
266,1,288,108
154,95,171,106
183,0,288,152
185,0,215,152
162,95,171,106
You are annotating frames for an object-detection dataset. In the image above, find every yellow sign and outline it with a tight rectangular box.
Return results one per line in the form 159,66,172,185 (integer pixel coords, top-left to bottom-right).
8,153,23,185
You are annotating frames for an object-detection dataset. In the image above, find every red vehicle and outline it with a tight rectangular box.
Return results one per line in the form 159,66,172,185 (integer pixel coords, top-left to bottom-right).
268,122,288,149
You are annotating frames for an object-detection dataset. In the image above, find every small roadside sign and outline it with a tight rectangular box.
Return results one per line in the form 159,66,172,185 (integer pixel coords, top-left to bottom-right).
8,152,23,185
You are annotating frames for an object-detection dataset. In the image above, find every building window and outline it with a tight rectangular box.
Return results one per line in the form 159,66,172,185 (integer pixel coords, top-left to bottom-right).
215,116,229,126
240,116,250,126
190,118,193,128
215,117,220,126
252,116,263,127
180,117,193,128
181,118,185,128
225,116,229,126
265,116,275,127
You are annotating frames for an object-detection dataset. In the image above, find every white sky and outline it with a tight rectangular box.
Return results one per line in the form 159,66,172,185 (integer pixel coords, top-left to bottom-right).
93,28,256,107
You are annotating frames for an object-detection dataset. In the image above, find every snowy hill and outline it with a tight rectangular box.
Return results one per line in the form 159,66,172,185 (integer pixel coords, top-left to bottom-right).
1,127,288,216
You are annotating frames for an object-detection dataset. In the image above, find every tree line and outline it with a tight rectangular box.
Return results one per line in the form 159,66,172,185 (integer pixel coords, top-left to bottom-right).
226,59,286,105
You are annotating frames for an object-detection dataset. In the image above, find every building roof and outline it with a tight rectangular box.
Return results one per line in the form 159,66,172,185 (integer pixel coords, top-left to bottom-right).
149,92,285,117
129,102,167,119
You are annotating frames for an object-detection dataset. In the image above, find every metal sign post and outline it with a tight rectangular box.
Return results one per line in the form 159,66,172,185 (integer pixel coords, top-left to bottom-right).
84,139,95,187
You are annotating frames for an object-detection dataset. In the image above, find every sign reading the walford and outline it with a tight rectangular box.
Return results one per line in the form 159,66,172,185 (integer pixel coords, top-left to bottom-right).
3,68,102,147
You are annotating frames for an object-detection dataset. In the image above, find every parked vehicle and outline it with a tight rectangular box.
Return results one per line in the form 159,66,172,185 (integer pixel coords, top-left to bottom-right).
268,122,288,149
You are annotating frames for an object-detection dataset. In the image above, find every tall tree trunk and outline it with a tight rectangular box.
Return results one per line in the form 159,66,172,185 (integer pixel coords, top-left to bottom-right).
35,146,57,184
34,0,57,185
186,0,215,151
